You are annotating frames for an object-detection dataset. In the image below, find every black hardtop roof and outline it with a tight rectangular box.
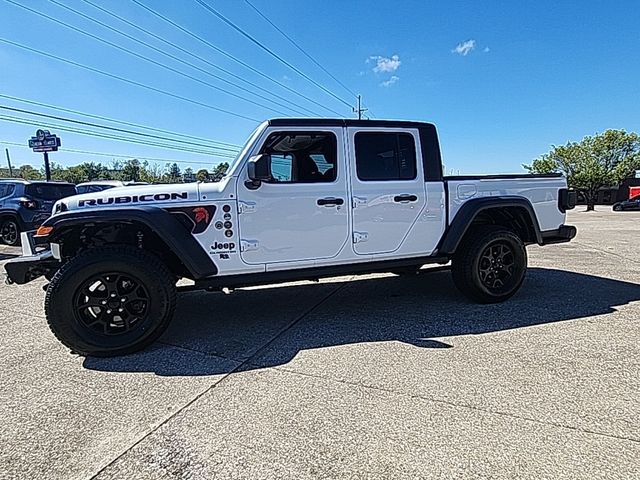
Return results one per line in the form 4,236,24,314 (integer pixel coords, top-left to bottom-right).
268,118,436,129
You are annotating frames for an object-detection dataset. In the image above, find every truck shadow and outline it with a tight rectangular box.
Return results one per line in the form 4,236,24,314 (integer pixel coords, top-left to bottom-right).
83,267,640,376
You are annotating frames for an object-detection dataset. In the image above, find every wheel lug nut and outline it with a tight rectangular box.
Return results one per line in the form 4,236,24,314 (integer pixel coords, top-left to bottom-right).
106,309,112,314
121,298,126,302
110,293,116,298
118,308,123,313
101,300,107,305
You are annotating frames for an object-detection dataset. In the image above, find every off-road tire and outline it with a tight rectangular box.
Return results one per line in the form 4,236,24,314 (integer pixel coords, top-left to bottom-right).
0,218,20,246
45,246,176,357
451,226,527,303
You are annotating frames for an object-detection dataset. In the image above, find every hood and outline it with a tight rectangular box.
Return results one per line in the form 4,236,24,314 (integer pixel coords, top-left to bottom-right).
53,183,202,215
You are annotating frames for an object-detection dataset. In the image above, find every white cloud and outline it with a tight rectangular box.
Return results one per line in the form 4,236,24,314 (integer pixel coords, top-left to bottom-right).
483,46,490,53
452,39,476,56
380,75,399,87
369,54,401,73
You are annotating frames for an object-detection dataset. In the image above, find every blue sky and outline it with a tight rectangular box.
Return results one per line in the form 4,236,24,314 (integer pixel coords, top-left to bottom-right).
1,0,639,174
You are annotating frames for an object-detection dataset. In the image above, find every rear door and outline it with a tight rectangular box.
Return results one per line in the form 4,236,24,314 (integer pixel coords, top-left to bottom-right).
348,128,426,255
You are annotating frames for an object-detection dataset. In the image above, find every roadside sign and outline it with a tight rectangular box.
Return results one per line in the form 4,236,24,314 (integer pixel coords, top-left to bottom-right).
28,129,61,153
28,129,60,181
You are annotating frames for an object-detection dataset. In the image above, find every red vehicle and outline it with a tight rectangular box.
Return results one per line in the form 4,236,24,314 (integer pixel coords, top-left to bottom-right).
629,186,640,199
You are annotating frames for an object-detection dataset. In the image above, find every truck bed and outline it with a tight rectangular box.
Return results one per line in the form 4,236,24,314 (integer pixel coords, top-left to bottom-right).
444,173,566,232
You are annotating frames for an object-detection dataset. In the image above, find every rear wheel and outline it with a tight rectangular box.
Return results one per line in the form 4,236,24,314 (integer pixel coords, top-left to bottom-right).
452,226,527,303
613,204,623,211
0,218,20,246
45,246,176,356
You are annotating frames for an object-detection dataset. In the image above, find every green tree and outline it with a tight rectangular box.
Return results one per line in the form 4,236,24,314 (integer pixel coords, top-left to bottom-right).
196,168,209,182
183,167,194,182
139,161,163,183
525,129,640,210
211,162,229,182
121,159,141,182
17,164,43,180
164,163,182,183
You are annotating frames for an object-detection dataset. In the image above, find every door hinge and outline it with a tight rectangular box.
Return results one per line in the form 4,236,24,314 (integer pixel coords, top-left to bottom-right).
352,196,367,209
240,239,259,252
238,201,256,214
353,231,369,243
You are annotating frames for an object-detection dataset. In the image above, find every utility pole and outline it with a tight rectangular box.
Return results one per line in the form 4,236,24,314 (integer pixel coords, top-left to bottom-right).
5,148,13,177
353,94,368,120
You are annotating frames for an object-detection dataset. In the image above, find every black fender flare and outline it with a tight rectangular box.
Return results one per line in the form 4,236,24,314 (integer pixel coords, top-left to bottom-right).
437,196,543,255
42,206,217,279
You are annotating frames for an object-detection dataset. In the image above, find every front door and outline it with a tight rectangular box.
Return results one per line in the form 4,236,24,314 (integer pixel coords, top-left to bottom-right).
238,127,349,265
348,128,427,255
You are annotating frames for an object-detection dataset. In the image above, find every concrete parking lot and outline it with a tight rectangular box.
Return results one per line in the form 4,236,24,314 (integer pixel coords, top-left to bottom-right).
1,209,638,479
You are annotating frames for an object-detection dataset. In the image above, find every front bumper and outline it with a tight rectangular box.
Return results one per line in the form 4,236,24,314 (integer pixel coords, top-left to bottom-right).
4,231,60,285
540,225,577,245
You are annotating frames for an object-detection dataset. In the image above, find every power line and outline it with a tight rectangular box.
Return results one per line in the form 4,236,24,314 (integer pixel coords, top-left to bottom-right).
0,115,237,158
0,140,226,166
5,0,289,118
193,0,352,110
78,0,320,117
0,105,240,154
0,37,260,123
242,0,358,99
129,0,343,116
46,0,309,118
0,94,241,149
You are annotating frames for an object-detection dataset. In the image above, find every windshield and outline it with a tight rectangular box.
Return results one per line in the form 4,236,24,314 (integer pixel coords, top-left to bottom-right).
25,183,77,200
224,122,267,177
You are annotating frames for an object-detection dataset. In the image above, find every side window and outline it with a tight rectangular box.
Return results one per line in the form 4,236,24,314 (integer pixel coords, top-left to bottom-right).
260,131,337,183
355,132,417,181
270,154,294,182
0,184,15,198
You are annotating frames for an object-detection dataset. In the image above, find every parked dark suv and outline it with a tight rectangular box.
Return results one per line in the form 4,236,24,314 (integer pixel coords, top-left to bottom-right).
0,180,77,245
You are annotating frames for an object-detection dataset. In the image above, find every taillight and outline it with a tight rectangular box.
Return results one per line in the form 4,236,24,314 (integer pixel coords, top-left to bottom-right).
558,189,577,212
19,198,38,209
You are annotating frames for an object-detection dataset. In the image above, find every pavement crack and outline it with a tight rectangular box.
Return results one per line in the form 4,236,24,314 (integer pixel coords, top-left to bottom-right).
87,282,348,480
265,364,640,446
573,239,640,265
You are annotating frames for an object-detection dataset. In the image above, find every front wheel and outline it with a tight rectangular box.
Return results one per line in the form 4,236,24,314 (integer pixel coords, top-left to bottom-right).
452,226,527,303
0,218,20,246
45,246,177,356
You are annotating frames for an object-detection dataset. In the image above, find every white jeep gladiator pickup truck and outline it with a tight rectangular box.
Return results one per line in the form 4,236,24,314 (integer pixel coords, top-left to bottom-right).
5,118,577,356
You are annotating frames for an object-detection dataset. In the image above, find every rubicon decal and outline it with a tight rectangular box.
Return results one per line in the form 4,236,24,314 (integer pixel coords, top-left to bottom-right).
78,192,188,207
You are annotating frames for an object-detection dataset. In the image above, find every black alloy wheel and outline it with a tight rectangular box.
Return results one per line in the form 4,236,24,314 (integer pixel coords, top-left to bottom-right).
45,246,176,357
74,273,149,336
0,219,19,246
451,226,527,303
477,242,516,293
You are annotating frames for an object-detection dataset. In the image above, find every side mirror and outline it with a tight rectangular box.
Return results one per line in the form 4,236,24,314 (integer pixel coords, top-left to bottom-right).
247,154,272,184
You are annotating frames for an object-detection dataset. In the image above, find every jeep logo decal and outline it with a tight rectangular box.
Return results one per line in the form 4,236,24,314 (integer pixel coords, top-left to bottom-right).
78,192,188,207
211,241,236,251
